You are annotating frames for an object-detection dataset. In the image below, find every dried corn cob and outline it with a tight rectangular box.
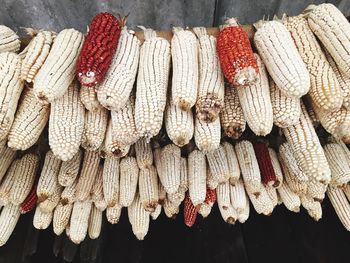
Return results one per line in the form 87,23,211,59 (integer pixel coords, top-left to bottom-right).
268,148,283,188
265,185,279,208
91,165,106,211
344,184,350,201
198,188,217,218
159,144,181,194
238,196,250,223
336,139,350,164
164,197,180,219
229,179,247,213
61,180,77,205
157,181,167,204
33,207,53,230
0,145,16,182
253,142,278,187
254,20,310,98
153,147,162,178
102,156,119,207
223,142,240,185
307,179,327,201
198,203,212,218
58,150,81,187
218,203,237,224
38,186,62,213
135,138,153,169
217,182,231,210
277,183,301,212
128,193,150,240
184,194,198,227
194,116,221,153
104,120,130,158
53,203,73,235
19,183,37,214
34,29,83,103
88,205,102,239
106,203,122,224
8,87,50,150
327,186,350,231
135,28,170,140
188,149,207,206
304,98,320,127
139,166,158,212
207,168,218,190
168,190,185,207
119,156,139,207
70,200,92,244
0,25,20,53
151,204,162,220
179,157,188,192
300,195,322,221
206,144,230,184
0,161,18,206
248,184,274,215
80,86,102,112
0,204,20,246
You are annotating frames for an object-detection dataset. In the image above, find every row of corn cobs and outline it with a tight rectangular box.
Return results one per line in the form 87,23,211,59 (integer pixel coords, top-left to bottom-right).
0,3,349,246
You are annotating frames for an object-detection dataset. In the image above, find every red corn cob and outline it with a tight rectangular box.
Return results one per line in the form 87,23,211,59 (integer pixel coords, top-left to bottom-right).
204,188,217,205
19,183,38,214
217,18,258,87
76,12,123,87
184,193,198,227
253,141,279,187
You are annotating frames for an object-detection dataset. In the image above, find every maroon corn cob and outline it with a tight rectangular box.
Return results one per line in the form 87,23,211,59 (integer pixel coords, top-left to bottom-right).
184,194,198,227
19,184,38,214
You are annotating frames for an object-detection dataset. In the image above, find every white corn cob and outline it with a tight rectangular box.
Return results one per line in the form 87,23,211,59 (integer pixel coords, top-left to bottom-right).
168,190,185,207
179,157,188,192
33,207,53,230
327,186,350,231
163,198,180,218
217,182,231,210
206,144,230,184
119,156,139,207
277,183,301,212
58,150,81,187
135,28,170,141
0,25,20,53
194,116,221,153
0,145,16,182
61,180,77,205
285,15,343,111
336,139,350,164
220,85,246,139
300,195,322,221
97,28,140,110
270,79,301,128
237,54,273,136
223,142,240,185
247,184,274,215
88,205,102,239
135,138,153,169
104,120,130,158
53,203,73,235
0,204,20,246
80,86,102,112
102,156,119,207
21,30,54,82
138,166,158,212
75,150,100,201
188,149,207,206
38,186,62,213
171,27,198,111
198,202,212,218
193,27,224,122
33,28,84,103
91,165,107,211
237,196,250,223
235,140,261,196
159,144,181,194
70,200,92,244
207,168,218,190
0,52,23,141
268,148,283,188
18,44,29,60
306,179,327,201
49,81,85,161
150,204,162,220
265,185,278,208
153,146,162,179
106,203,122,224
344,184,350,201
128,193,150,240
307,3,350,78
165,101,194,147
8,87,49,150
218,204,237,224
254,20,310,98
37,151,62,202
229,179,247,213
0,161,18,206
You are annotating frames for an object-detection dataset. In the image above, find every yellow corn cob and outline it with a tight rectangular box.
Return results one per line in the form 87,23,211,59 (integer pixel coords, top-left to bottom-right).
165,101,194,147
163,198,180,218
49,82,85,161
300,195,322,221
119,156,139,207
207,168,218,190
247,184,273,215
58,150,81,187
237,54,273,136
38,186,62,213
159,144,181,194
8,87,50,150
306,179,327,201
220,85,246,139
217,182,231,210
0,204,20,247
104,120,130,158
139,166,158,212
277,183,301,212
171,27,198,111
69,200,92,244
0,52,23,141
218,203,237,224
254,20,310,98
206,144,230,184
307,3,350,78
102,156,119,207
9,153,39,205
0,145,16,182
0,25,20,53
135,28,170,141
33,207,53,230
235,140,261,196
237,195,250,223
229,179,247,213
270,79,301,128
285,15,343,111
188,149,207,206
268,148,283,188
194,116,221,153
96,28,140,110
33,29,84,103
265,185,279,208
75,150,100,201
128,193,150,240
21,30,54,82
81,107,108,151
61,179,77,205
193,27,224,122
80,86,103,112
135,138,153,169
37,151,62,202
282,104,331,183
327,186,350,231
53,202,73,235
0,160,18,206
150,204,162,220
223,142,240,185
91,165,106,211
88,205,102,239
106,203,122,224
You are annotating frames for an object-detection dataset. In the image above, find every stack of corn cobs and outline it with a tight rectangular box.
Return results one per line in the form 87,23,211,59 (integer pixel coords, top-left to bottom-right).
0,3,349,246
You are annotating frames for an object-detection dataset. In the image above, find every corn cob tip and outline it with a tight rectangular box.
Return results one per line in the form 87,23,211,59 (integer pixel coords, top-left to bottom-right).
226,217,236,224
303,4,317,15
35,92,49,104
196,93,223,123
235,66,258,86
225,126,244,139
253,19,267,30
220,18,239,29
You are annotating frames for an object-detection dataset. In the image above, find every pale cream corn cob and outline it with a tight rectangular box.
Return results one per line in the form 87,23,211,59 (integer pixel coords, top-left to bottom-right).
106,203,122,224
0,145,16,182
128,193,150,240
34,29,84,103
91,165,107,211
58,150,81,187
104,120,130,158
307,3,350,78
9,153,39,205
168,190,185,207
33,206,53,230
220,85,246,139
237,54,273,136
97,28,140,110
194,116,221,153
135,138,153,169
247,184,274,215
300,195,322,221
163,198,180,218
198,203,212,218
207,168,219,190
151,204,162,220
193,27,224,122
278,183,301,212
306,179,327,201
171,27,198,111
159,144,181,194
268,148,283,188
270,79,301,128
265,185,279,208
285,15,343,111
0,160,18,206
75,150,100,201
229,179,247,213
81,106,108,151
217,182,231,210
0,204,20,247
138,166,158,212
135,28,171,141
206,144,230,184
282,104,331,183
179,157,188,192
188,149,207,206
218,204,237,224
235,140,261,196
119,156,139,207
237,196,250,223
253,20,310,98
0,25,20,53
223,142,240,185
304,98,320,127
80,86,103,112
8,87,50,150
0,52,23,141
37,150,62,202
38,186,62,213
21,30,54,82
61,180,77,205
165,101,194,147
53,202,73,235
336,139,350,164
88,205,102,239
69,200,92,244
102,156,119,207
327,186,350,231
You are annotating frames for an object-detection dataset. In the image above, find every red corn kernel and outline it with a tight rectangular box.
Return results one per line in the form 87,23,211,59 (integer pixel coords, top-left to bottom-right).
184,194,198,227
